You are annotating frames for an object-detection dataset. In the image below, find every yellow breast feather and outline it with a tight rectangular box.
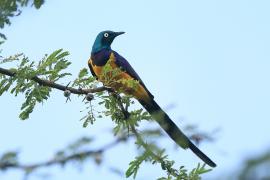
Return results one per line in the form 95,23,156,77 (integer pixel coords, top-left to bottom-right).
90,53,151,102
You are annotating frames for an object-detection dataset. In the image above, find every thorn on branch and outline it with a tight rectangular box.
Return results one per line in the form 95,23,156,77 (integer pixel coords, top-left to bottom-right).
65,81,71,89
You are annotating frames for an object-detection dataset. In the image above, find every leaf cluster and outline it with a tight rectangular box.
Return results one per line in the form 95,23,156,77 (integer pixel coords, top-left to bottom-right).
0,49,71,120
157,164,211,180
99,58,140,91
0,0,44,28
0,151,18,170
238,150,270,180
126,132,211,180
72,68,96,89
54,137,95,167
0,0,44,43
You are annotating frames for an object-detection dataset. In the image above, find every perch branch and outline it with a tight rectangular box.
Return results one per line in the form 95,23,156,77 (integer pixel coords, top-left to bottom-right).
0,67,111,95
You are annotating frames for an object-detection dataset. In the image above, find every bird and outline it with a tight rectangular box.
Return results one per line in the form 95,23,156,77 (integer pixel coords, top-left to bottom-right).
88,30,216,167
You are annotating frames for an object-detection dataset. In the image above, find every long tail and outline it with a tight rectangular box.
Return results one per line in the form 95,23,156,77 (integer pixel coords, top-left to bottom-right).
139,99,216,167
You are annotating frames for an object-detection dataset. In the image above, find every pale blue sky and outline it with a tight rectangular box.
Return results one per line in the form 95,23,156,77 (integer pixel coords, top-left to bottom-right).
1,0,270,179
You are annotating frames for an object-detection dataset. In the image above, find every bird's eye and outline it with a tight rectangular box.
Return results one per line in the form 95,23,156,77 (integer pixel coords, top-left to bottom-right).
104,33,109,38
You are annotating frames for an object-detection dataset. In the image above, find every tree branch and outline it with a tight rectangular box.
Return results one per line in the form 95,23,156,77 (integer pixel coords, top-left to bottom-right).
0,67,111,95
0,136,128,172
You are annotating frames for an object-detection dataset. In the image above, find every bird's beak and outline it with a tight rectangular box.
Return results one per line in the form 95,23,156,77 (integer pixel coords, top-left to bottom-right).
115,31,125,37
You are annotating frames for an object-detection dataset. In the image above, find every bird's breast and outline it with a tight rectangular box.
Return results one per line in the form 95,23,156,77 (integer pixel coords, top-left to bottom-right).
89,53,116,78
89,53,151,102
89,53,131,84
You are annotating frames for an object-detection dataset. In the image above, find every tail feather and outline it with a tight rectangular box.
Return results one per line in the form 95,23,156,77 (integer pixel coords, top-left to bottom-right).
139,99,216,167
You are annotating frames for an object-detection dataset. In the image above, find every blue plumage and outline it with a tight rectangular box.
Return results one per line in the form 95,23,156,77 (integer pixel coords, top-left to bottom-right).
91,30,124,54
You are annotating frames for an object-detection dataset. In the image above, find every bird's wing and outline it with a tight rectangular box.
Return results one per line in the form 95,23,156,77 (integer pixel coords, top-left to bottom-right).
112,51,154,99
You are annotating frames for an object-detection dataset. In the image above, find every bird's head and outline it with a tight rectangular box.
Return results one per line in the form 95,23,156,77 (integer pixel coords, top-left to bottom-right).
91,30,125,54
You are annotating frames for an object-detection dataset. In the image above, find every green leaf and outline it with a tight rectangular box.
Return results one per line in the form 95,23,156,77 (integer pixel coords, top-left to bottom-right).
33,0,44,9
0,53,22,64
126,152,148,178
0,77,14,96
0,151,18,165
19,100,36,120
36,49,71,81
0,33,7,40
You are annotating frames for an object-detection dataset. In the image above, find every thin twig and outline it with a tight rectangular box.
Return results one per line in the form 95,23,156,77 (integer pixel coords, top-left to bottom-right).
112,94,181,177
